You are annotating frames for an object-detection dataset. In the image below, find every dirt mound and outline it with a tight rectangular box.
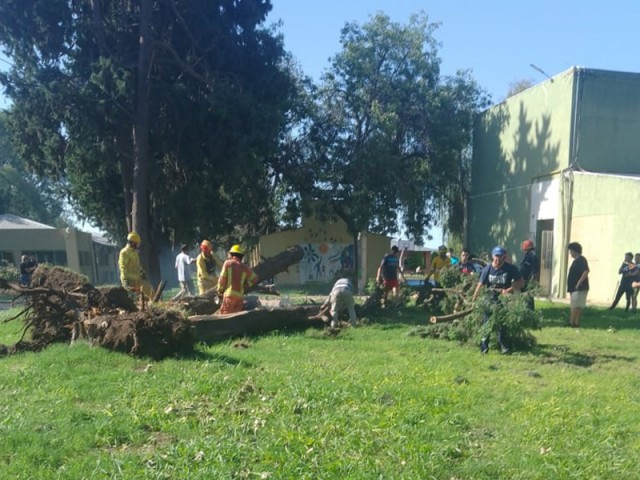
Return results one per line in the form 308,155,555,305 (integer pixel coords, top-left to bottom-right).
93,307,194,359
31,265,92,293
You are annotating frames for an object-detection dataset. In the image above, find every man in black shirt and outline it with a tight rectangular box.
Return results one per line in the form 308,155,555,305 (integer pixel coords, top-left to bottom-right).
473,246,524,353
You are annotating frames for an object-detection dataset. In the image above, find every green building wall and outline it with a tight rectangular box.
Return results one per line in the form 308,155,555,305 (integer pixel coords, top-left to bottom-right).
469,69,574,258
470,67,640,303
574,69,640,173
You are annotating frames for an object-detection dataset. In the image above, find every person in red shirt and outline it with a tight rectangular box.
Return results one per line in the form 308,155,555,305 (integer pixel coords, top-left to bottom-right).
217,244,259,314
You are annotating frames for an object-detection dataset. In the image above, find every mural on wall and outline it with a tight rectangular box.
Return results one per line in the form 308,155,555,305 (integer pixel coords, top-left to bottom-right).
300,243,354,282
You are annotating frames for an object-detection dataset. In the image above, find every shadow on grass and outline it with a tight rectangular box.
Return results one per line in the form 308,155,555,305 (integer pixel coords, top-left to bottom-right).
182,349,252,366
531,343,636,367
539,303,640,331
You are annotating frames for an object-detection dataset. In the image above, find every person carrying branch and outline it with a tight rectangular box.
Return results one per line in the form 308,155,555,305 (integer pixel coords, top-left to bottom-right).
217,244,259,314
472,246,524,354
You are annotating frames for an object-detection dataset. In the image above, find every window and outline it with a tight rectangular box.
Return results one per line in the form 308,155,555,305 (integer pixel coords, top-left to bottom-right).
79,251,93,267
28,251,68,266
0,251,15,265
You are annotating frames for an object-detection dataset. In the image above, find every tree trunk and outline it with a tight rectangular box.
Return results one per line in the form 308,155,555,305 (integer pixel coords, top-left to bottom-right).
251,245,303,285
131,0,159,284
189,306,325,343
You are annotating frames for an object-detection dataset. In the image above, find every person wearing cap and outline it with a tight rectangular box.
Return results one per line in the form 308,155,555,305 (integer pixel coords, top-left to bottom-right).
425,245,452,285
217,244,259,314
520,239,538,309
376,246,401,306
196,239,224,295
321,277,357,328
171,244,195,302
473,245,524,354
118,232,153,298
567,242,589,327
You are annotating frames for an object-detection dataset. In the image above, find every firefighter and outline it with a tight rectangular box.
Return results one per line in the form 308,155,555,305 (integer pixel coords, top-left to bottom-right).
217,244,259,314
196,239,224,295
118,232,153,298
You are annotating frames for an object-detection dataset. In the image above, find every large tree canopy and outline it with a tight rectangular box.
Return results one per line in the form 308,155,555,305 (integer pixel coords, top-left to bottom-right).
0,0,296,281
0,112,66,225
291,12,489,244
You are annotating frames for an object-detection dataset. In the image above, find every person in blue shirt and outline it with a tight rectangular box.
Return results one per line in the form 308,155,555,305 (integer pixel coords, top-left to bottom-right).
376,246,400,306
473,246,524,353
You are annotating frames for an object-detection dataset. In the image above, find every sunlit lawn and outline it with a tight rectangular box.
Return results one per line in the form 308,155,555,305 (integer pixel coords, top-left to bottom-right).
0,299,639,479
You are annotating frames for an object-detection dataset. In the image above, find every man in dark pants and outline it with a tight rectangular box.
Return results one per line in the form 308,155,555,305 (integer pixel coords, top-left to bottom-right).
473,246,524,354
609,252,634,311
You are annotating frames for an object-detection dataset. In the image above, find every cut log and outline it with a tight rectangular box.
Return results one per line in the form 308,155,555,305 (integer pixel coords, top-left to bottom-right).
189,305,324,343
251,245,303,287
429,308,474,324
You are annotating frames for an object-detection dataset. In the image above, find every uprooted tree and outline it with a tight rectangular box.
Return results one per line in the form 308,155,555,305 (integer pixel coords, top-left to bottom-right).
0,245,317,358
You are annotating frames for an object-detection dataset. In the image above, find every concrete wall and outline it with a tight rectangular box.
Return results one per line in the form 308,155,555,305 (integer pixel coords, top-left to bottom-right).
576,69,640,174
469,68,575,259
569,172,640,304
254,215,391,292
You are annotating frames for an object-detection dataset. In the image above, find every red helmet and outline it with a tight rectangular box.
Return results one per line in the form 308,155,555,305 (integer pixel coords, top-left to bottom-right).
200,240,212,253
521,239,534,251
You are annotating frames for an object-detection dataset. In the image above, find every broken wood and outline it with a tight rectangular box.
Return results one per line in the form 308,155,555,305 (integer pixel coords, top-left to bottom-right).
429,308,474,324
251,245,303,287
189,305,324,343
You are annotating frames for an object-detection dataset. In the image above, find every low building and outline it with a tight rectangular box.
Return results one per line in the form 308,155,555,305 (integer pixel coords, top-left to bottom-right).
469,67,640,303
0,214,119,285
252,212,392,293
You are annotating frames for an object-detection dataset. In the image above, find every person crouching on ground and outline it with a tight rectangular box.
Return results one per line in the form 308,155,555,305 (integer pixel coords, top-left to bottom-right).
321,278,357,328
217,244,259,314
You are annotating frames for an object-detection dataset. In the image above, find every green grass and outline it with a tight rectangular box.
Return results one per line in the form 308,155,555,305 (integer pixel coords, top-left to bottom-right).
0,300,639,479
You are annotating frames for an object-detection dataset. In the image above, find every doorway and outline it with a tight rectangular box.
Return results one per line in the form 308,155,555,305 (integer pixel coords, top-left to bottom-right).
536,219,554,296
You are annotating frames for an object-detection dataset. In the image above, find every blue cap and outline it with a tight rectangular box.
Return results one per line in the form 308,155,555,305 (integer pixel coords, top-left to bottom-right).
492,246,506,256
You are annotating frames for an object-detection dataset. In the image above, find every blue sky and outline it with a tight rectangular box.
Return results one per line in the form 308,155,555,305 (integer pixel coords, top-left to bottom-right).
268,0,640,102
268,0,640,246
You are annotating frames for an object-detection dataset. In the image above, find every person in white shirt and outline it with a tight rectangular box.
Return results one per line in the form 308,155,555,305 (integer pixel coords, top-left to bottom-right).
172,244,194,301
321,278,357,328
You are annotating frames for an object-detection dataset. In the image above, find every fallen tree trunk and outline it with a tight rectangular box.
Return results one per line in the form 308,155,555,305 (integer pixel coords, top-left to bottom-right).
189,305,324,343
179,246,302,315
429,308,474,324
251,245,303,288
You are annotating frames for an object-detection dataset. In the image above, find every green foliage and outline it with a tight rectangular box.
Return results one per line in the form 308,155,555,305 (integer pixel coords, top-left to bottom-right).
416,266,542,351
0,262,18,282
297,12,490,242
0,0,296,248
478,290,542,350
0,113,65,225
